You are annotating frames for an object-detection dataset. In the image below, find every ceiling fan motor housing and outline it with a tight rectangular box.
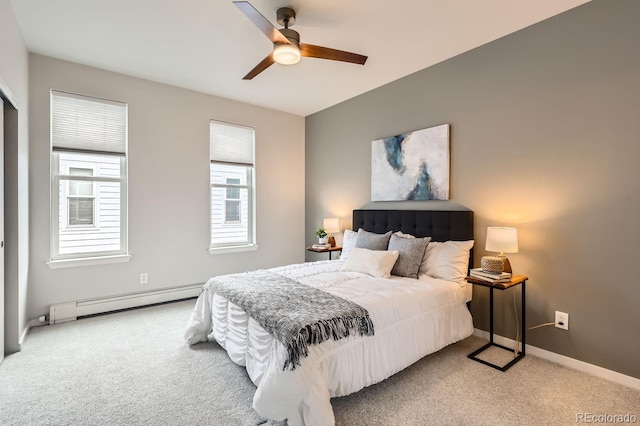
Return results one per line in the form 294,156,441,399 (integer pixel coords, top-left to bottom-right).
278,28,300,46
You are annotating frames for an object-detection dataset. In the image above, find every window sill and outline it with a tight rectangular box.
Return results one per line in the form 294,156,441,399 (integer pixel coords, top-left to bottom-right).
208,244,259,255
47,254,132,269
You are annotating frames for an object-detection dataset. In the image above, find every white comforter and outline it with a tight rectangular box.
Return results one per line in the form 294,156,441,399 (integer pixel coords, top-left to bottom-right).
185,260,473,425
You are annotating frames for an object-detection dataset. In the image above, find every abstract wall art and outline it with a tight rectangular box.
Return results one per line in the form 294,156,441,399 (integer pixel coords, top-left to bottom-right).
371,124,450,201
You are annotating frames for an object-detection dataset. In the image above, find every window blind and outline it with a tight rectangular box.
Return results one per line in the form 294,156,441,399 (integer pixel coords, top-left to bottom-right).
210,120,254,166
51,90,127,154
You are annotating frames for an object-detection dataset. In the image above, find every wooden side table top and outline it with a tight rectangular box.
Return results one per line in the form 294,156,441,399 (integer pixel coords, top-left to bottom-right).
306,246,342,253
465,274,528,290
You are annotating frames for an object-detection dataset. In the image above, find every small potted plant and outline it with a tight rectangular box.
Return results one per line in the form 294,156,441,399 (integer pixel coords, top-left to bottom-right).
315,227,329,245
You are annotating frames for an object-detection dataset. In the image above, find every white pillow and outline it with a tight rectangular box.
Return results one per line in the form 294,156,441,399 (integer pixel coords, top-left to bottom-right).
420,240,474,282
340,229,358,260
342,247,400,279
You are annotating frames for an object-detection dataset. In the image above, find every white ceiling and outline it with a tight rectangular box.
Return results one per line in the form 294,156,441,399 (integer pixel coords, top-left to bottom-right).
11,0,589,116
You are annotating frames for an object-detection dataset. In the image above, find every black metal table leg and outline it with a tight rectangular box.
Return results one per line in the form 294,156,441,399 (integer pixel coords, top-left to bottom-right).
466,276,528,372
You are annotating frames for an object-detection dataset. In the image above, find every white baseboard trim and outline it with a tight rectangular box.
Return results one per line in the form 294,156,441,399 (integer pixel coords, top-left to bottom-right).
49,283,203,324
473,329,640,390
18,318,49,348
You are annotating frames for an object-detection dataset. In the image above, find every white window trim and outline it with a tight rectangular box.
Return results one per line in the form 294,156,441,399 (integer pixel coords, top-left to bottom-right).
46,254,132,269
208,244,259,255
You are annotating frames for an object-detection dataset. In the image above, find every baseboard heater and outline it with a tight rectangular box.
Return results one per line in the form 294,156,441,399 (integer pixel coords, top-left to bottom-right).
49,283,203,324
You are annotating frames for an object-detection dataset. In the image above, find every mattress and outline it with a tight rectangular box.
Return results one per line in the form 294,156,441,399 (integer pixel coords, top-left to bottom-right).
185,259,474,425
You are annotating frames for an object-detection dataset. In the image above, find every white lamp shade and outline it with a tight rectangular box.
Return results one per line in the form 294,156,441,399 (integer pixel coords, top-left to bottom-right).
273,43,300,65
322,218,340,234
485,227,518,253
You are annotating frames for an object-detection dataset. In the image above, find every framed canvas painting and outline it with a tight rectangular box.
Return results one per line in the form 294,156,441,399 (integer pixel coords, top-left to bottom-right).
371,124,450,201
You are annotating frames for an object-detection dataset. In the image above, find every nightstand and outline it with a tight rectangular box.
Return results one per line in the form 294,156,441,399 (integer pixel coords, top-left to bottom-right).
307,246,342,260
465,274,528,372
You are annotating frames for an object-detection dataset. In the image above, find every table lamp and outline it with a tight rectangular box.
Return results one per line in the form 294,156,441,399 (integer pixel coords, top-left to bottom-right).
484,227,518,273
323,218,340,247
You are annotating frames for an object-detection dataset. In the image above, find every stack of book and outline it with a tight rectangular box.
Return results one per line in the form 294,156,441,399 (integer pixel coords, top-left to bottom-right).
470,268,512,283
312,243,331,249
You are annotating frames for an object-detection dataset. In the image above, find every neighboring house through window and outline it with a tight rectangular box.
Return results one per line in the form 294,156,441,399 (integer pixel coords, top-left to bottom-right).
225,178,241,223
67,167,95,226
210,120,255,248
50,90,128,260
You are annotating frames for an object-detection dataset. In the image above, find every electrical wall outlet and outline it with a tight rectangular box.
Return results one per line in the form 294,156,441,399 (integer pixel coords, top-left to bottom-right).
555,311,569,330
140,273,149,285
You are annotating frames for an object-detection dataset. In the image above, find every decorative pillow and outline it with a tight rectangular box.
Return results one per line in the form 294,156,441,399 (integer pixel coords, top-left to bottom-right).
355,229,392,251
388,234,431,279
393,231,416,239
342,247,400,279
340,229,358,260
419,240,474,282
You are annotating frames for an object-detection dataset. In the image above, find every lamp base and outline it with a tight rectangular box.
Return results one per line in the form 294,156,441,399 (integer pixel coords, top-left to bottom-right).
500,256,513,274
328,235,336,247
482,255,513,274
481,256,504,274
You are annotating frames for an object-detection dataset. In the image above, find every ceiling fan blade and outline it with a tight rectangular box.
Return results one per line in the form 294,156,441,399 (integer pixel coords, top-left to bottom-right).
243,54,275,80
299,44,367,65
233,1,290,45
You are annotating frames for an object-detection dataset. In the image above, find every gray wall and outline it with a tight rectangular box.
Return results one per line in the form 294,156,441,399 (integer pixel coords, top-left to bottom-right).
1,0,29,352
305,0,639,379
29,54,305,319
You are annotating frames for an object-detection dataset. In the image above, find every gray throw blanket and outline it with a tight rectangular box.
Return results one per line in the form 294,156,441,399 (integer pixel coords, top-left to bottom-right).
206,270,375,370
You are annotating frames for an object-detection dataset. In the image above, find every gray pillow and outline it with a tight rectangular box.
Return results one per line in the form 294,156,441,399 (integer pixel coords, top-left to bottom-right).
355,229,392,251
388,233,431,279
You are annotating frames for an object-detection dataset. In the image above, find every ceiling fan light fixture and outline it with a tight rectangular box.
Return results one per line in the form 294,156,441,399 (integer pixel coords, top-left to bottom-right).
273,43,300,65
234,2,367,79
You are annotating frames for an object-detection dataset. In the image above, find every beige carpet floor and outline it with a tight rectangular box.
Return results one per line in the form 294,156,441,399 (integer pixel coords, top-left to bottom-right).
0,299,637,425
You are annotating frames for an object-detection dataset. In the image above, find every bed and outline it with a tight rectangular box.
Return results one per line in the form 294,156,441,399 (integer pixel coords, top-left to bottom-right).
185,209,475,425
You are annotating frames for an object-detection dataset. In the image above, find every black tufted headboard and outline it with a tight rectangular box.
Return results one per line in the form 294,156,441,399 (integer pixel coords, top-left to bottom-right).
352,209,475,269
352,209,474,242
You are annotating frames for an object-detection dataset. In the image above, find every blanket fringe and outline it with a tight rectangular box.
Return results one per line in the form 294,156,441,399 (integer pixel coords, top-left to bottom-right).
283,315,375,371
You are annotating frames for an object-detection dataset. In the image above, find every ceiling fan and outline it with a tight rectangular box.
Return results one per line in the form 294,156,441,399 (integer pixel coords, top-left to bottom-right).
233,1,368,80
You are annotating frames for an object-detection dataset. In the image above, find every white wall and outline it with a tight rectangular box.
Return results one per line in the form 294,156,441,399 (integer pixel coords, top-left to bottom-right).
0,0,29,352
28,54,305,319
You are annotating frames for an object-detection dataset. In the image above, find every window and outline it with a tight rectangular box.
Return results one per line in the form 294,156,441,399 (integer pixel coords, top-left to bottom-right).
225,178,241,223
67,167,95,226
50,90,128,260
210,120,255,248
